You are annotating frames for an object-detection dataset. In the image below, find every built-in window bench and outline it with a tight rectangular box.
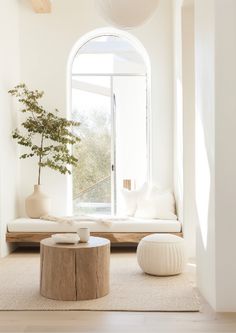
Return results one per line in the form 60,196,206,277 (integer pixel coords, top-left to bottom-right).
6,218,182,245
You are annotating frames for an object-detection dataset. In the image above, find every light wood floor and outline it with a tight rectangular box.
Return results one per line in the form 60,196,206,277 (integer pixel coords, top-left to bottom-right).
0,247,236,333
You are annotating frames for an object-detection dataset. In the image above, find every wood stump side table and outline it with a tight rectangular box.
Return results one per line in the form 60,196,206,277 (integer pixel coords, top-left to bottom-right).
40,236,110,301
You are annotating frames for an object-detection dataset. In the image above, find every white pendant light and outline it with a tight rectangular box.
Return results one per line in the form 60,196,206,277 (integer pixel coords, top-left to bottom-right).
95,0,160,29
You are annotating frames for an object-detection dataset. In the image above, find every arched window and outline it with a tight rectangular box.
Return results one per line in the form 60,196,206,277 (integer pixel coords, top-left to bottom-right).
69,29,151,215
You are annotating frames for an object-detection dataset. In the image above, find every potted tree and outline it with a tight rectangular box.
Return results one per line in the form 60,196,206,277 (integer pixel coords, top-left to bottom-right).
9,83,80,218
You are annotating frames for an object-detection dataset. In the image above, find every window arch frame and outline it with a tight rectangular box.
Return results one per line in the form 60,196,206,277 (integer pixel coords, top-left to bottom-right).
67,27,152,215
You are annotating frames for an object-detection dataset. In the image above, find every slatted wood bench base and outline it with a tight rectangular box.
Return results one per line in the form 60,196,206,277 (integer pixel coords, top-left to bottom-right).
6,232,183,244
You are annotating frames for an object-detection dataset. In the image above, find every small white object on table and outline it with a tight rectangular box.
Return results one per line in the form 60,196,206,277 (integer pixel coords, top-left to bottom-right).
51,233,80,244
78,227,90,243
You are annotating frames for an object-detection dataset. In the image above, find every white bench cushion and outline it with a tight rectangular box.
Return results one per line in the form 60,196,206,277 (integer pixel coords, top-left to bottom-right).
8,218,181,233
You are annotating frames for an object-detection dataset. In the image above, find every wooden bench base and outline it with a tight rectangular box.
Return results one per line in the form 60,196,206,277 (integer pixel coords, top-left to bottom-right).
6,231,183,244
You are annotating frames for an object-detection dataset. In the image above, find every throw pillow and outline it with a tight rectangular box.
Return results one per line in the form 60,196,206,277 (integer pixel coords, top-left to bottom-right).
120,182,148,216
135,190,177,220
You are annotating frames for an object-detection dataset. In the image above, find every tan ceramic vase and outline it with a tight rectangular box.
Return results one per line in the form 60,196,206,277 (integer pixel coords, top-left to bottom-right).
25,185,51,218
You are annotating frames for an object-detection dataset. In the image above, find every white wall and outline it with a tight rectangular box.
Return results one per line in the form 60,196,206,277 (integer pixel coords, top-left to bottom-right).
0,0,21,257
182,5,197,259
173,0,183,236
18,0,174,216
195,0,216,309
173,0,197,258
173,0,236,312
214,0,236,311
173,0,184,234
191,0,236,311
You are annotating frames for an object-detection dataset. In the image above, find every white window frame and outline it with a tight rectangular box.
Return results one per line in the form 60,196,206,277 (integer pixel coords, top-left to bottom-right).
67,28,152,215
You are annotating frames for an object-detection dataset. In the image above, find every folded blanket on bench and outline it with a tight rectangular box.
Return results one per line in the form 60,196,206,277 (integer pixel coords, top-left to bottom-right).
40,214,127,227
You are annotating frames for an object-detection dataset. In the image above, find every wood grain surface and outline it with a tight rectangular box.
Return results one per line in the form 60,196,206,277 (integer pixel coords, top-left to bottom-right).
6,232,183,244
40,237,110,301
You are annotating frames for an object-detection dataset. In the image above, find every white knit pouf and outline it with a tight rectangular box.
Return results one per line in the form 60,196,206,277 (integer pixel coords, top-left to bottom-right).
137,234,186,276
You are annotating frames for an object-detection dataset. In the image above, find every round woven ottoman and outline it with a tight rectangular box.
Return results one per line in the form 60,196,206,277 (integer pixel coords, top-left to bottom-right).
137,234,186,276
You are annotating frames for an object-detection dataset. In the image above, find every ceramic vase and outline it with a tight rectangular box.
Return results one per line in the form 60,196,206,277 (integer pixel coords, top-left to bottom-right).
25,185,51,218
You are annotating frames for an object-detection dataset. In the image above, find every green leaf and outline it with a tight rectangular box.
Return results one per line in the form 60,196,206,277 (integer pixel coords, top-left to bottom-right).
9,83,81,181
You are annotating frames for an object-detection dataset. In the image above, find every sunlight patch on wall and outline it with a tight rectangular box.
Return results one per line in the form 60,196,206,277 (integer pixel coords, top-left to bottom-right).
195,109,210,249
175,79,183,220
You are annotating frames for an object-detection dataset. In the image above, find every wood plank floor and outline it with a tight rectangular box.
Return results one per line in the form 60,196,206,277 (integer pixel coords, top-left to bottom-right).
0,247,236,333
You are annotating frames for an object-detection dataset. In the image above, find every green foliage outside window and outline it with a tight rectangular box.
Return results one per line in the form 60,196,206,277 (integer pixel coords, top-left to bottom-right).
72,109,111,204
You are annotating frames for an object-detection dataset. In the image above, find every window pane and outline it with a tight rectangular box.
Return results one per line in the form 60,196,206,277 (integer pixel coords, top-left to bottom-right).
114,76,147,214
72,36,146,75
72,76,112,215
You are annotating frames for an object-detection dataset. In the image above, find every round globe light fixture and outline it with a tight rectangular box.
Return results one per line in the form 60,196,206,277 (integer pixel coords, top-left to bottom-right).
95,0,160,29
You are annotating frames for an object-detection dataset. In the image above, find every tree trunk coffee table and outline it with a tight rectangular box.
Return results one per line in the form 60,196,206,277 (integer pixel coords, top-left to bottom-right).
40,236,110,301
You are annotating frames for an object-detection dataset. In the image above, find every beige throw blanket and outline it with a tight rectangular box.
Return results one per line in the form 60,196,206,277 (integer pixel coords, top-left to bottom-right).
40,214,127,227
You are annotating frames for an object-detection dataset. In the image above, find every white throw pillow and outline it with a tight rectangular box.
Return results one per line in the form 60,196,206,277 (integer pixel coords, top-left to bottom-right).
121,183,148,216
147,185,172,197
135,190,177,220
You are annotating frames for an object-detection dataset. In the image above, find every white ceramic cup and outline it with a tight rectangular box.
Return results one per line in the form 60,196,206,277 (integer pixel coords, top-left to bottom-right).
78,227,90,243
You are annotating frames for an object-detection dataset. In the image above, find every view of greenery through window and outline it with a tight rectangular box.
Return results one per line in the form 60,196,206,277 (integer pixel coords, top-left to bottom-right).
71,36,147,216
72,107,111,215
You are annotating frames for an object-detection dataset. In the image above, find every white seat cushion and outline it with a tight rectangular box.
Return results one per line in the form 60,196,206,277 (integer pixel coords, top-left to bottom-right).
8,218,181,233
